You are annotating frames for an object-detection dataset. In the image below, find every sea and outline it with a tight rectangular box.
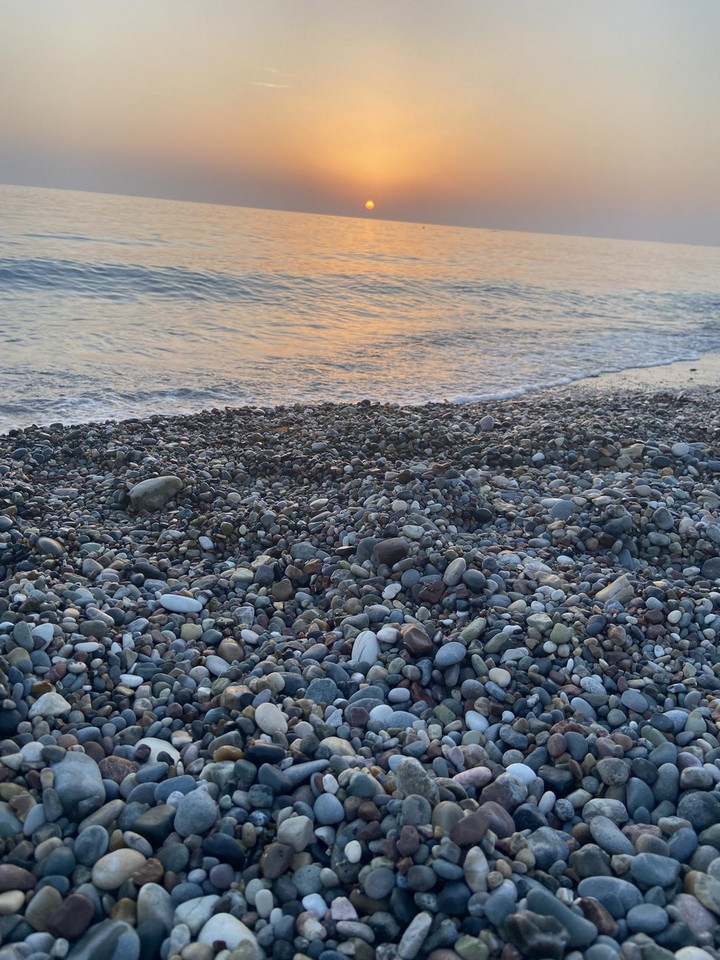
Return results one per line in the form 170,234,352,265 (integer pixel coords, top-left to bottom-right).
1,183,719,432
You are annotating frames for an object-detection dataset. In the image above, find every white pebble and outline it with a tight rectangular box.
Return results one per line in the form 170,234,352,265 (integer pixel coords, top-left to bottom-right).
345,840,362,863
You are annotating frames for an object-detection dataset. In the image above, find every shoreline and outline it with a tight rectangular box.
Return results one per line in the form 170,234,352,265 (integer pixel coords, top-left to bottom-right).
1,385,720,959
2,349,719,438
568,349,720,394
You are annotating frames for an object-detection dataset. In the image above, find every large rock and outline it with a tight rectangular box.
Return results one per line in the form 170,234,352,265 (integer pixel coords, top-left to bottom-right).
52,753,105,821
129,476,182,512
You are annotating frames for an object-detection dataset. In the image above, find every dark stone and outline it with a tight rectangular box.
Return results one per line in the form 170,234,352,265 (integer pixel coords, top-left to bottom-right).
47,894,95,940
505,910,571,960
131,805,175,845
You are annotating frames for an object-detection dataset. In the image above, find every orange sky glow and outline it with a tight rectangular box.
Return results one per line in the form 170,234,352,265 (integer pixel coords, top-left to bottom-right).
1,0,719,243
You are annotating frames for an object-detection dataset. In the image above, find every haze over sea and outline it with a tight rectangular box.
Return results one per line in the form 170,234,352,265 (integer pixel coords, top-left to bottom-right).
1,183,719,432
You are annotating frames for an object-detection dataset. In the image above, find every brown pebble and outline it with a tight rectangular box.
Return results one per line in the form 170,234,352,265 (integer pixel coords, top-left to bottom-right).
132,858,164,885
0,865,36,892
450,811,489,846
47,893,95,940
98,756,137,784
579,897,619,937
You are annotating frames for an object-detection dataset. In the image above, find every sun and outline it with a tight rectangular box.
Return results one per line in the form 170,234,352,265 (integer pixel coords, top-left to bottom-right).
365,199,375,211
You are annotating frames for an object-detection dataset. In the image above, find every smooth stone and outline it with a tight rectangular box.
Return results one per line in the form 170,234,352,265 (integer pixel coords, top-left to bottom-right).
67,919,140,960
277,815,315,852
159,594,203,614
314,794,345,825
174,790,218,838
136,883,174,932
626,903,669,934
351,631,380,665
135,738,181,763
91,850,146,890
589,817,634,856
576,877,643,918
254,702,288,735
630,852,681,888
52,753,105,821
46,892,95,941
434,642,466,668
129,476,183,512
525,886,597,948
197,914,259,956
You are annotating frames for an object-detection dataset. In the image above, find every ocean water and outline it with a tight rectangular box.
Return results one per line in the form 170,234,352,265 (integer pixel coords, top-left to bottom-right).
1,183,719,431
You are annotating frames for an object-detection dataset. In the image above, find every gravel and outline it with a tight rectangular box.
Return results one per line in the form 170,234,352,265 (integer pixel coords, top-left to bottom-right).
1,387,720,960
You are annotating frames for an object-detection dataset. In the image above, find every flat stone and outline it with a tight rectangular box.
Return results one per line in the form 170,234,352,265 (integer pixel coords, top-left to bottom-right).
398,911,432,960
254,702,288,735
684,871,720,916
434,641,466,668
159,594,203,614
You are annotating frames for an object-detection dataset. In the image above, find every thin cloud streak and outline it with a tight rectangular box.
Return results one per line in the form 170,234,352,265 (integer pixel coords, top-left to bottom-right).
250,80,292,89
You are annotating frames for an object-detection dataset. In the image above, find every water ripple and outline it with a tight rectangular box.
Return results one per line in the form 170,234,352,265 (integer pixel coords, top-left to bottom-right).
0,184,719,430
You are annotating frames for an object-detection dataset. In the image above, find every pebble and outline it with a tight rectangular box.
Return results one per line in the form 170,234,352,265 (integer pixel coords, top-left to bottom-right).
92,850,147,890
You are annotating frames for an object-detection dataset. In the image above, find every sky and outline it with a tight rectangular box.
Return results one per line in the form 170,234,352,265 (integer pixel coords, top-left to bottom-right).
1,0,719,244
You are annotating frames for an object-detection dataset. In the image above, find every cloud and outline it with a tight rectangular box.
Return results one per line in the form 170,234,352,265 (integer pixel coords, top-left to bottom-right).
265,67,293,78
250,80,292,89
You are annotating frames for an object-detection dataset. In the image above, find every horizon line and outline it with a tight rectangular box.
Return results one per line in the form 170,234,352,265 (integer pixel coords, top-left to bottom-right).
1,179,718,251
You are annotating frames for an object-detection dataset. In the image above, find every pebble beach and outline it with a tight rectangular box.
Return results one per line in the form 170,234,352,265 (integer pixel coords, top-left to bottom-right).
1,382,720,960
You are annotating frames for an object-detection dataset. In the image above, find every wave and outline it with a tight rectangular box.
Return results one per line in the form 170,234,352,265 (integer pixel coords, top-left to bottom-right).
1,255,716,320
1,187,719,430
